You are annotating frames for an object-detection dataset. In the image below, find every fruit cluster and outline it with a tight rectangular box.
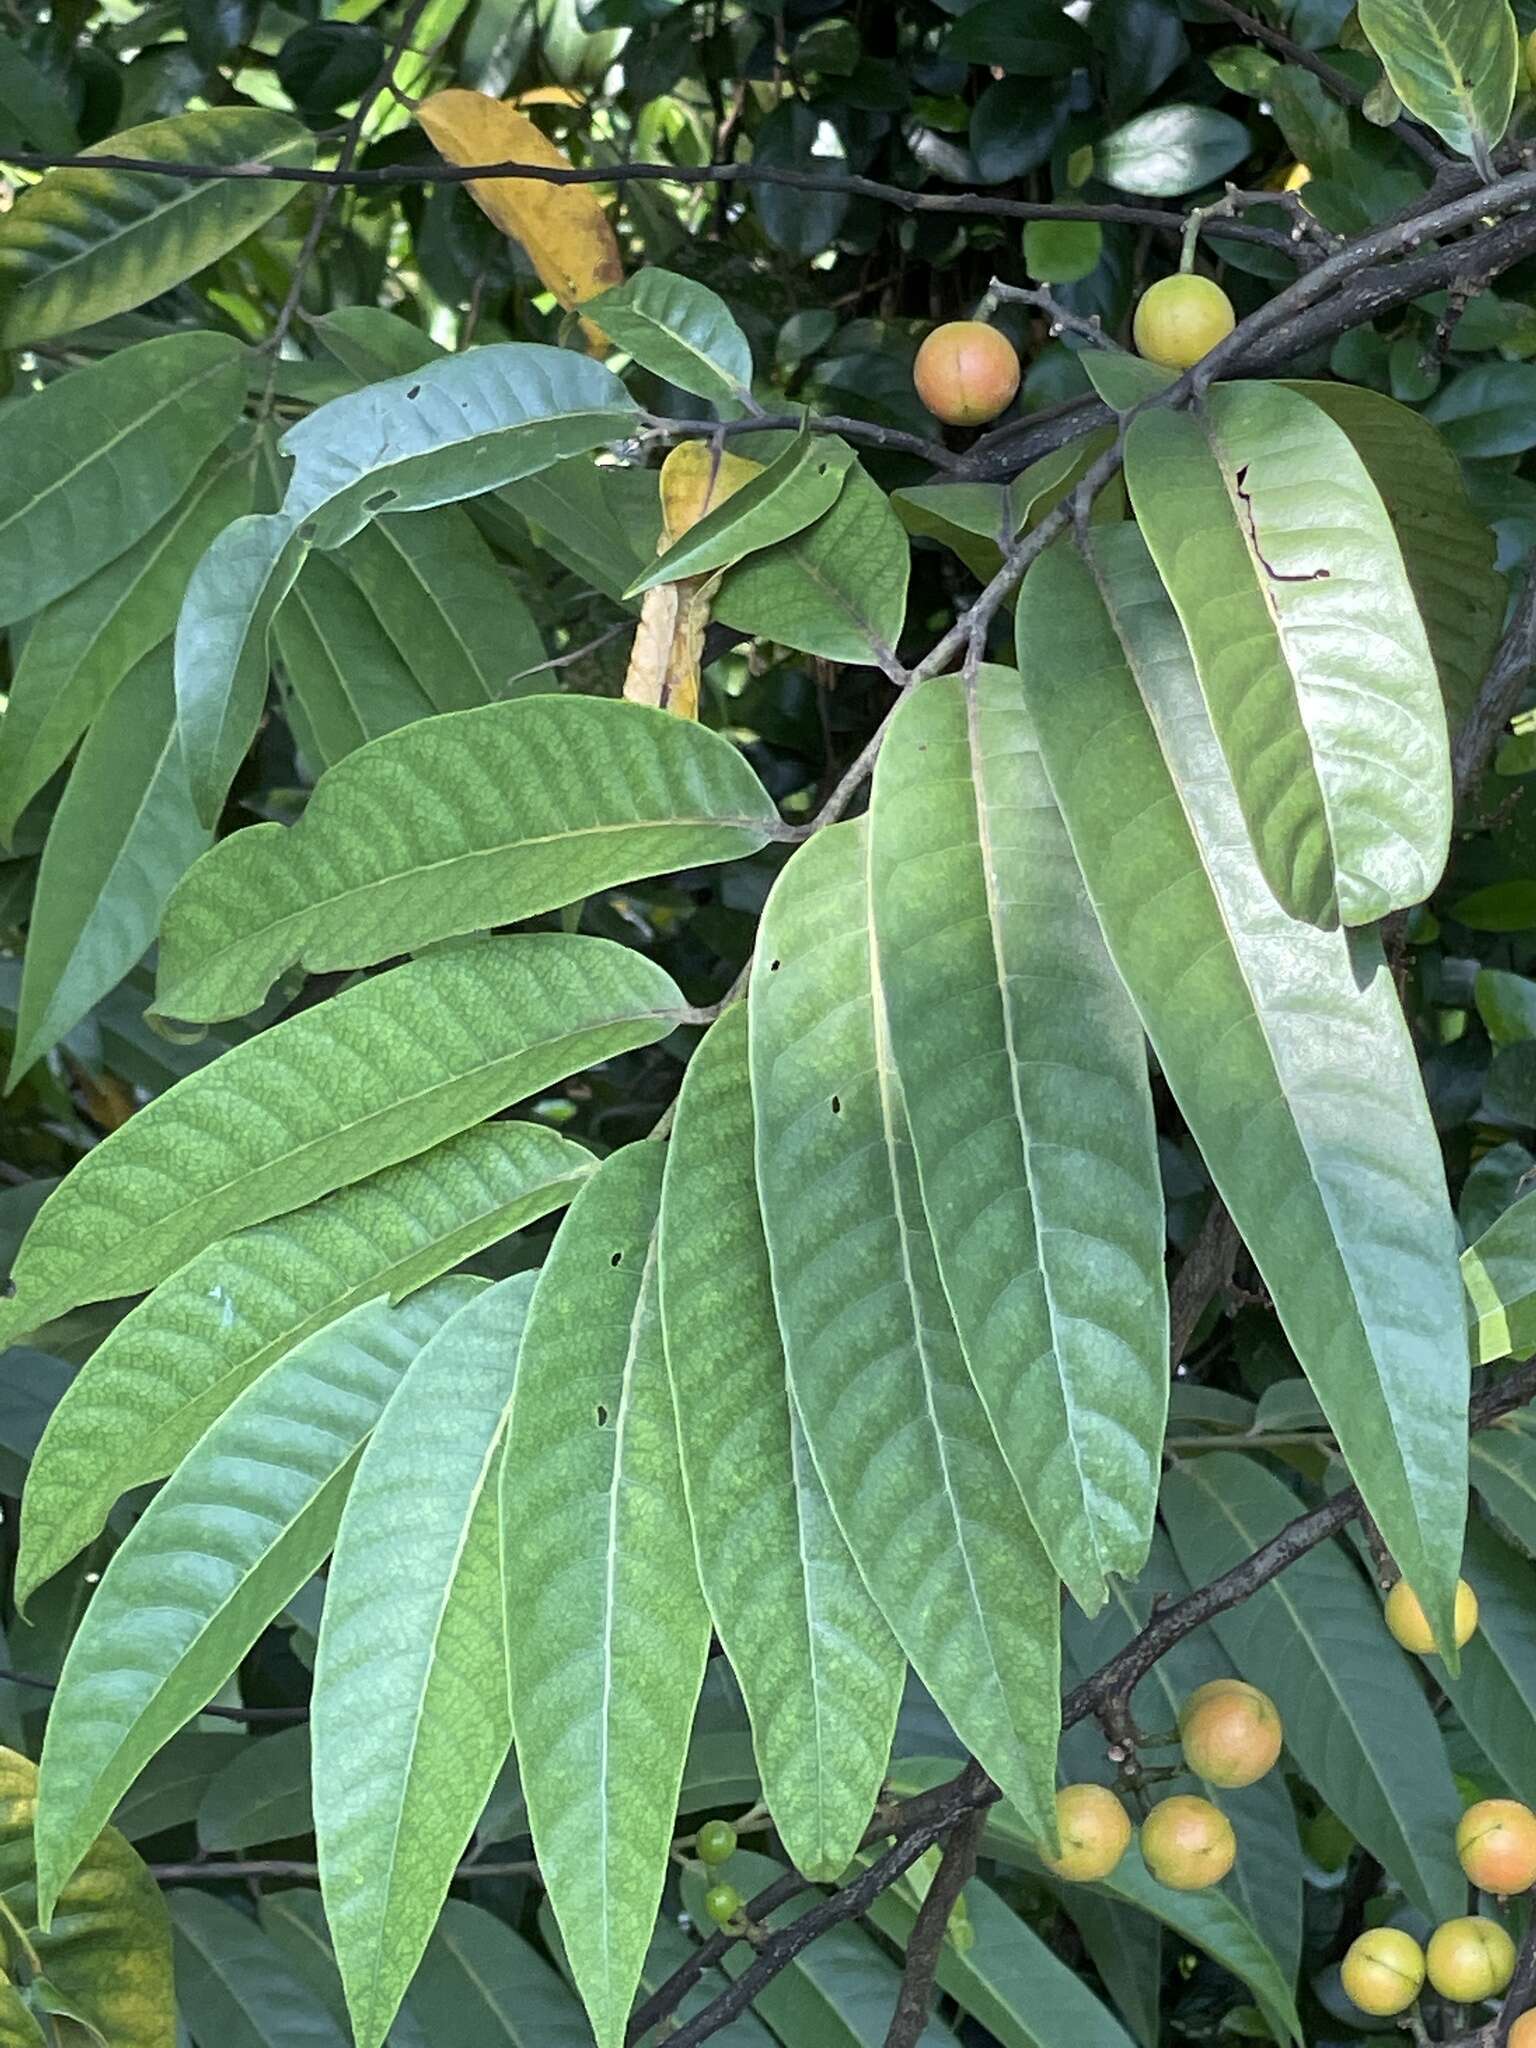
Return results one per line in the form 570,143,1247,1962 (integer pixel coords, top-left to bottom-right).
1340,1798,1536,2024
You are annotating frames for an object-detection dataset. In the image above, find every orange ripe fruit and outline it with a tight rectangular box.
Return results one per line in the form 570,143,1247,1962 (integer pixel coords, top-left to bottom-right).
1340,1928,1426,2016
912,321,1021,426
1140,1794,1237,1891
1508,2009,1536,2047
1385,1577,1479,1656
1179,1679,1284,1789
1457,1799,1536,1895
1131,274,1235,370
1038,1783,1133,1883
1426,1915,1517,2001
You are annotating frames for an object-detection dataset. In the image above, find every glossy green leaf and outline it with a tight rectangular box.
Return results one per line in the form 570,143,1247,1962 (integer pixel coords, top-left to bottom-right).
0,333,246,628
34,1283,480,1920
8,648,210,1086
1288,380,1505,737
1357,0,1517,160
713,457,910,664
155,697,775,1024
309,307,444,385
0,455,253,845
258,1890,355,2032
1018,528,1469,1648
0,34,77,154
681,1850,960,2046
625,435,853,598
1094,104,1251,194
19,1122,589,1602
1125,382,1449,926
274,549,439,770
1432,1515,1536,1804
1054,1893,1159,2048
1463,1184,1536,1361
869,669,1167,1607
944,0,1090,75
171,1890,349,2048
867,1873,1137,2048
1425,362,1536,458
197,1725,312,1852
503,1144,710,2048
336,505,549,710
0,1748,173,2048
497,455,655,605
112,1733,238,1845
0,110,313,348
1469,1418,1536,1549
279,345,640,549
660,1005,904,1879
176,511,310,829
0,935,680,1344
316,1276,534,2048
585,268,753,409
402,1900,594,2046
1161,1453,1465,1921
891,437,1112,585
749,819,1061,1839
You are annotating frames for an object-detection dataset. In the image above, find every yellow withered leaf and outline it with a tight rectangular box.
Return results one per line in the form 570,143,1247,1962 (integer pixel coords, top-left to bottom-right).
416,90,622,332
659,440,763,542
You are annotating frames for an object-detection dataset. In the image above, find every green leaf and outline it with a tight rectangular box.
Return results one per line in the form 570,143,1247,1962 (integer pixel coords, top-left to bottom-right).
1356,0,1518,160
8,648,211,1085
632,1916,775,2048
155,696,776,1024
713,456,910,664
0,110,313,348
170,1890,349,2048
585,268,753,410
497,456,656,605
1469,1419,1536,1550
1125,382,1449,926
624,435,853,598
197,1725,312,1852
1287,380,1505,737
1463,1185,1536,1361
869,670,1167,1608
273,550,439,769
681,1849,961,2045
1024,219,1103,283
175,511,310,829
112,1734,238,1845
1053,1893,1159,2048
0,33,78,155
0,1749,173,2048
892,437,1113,585
659,1005,904,1880
1017,527,1470,1651
279,345,640,549
0,454,253,845
0,935,681,1343
1475,968,1536,1047
0,333,247,628
34,1282,480,1920
867,1873,1137,2048
944,0,1090,75
1094,104,1252,195
18,1123,591,1602
1160,1453,1466,1922
402,1899,594,2047
749,819,1061,1839
1425,362,1536,457
309,307,444,385
502,1144,710,2048
336,506,549,710
1432,1515,1536,1804
315,1276,534,2048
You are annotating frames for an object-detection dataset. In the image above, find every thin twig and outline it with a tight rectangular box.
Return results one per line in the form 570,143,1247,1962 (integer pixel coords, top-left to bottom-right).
1453,567,1536,807
1168,1199,1241,1364
1489,1914,1536,2047
881,1810,984,2048
0,1667,306,1722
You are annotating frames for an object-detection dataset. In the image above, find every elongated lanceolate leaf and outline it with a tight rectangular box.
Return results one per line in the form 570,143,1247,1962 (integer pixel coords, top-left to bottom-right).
660,1005,904,1879
279,345,639,549
273,550,437,771
869,669,1167,1607
156,696,777,1023
1017,528,1469,1653
177,511,310,828
1434,1516,1536,1805
173,1891,349,2048
586,269,753,411
1125,381,1449,926
0,935,681,1344
1161,1453,1464,1921
625,437,852,598
1462,1184,1536,1362
1357,0,1517,160
35,1282,481,1921
316,1276,534,2048
0,110,313,348
8,647,210,1086
0,333,246,627
502,1145,711,2048
0,455,252,844
18,1123,590,1603
749,820,1061,1839
402,1899,594,2047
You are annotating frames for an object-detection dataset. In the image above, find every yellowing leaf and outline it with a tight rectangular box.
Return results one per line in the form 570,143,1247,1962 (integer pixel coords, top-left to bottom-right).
660,440,762,543
624,443,764,718
415,90,622,343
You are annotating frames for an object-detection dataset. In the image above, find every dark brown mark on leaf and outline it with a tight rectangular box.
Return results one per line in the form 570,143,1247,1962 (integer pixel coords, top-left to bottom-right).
1233,463,1331,584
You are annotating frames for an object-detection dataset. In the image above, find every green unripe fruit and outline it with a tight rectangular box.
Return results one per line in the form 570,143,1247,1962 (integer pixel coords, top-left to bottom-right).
704,1882,745,1928
696,1819,738,1866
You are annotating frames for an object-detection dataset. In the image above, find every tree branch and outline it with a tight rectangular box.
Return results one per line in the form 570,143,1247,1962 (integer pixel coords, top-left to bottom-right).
1453,562,1536,808
882,1810,984,2048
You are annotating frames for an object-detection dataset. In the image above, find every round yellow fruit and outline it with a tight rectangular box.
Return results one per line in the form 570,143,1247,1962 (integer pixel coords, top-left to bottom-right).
1456,1798,1536,1896
1140,1795,1237,1890
912,320,1021,426
1132,274,1236,371
1038,1783,1133,1883
1340,1928,1426,2016
1179,1679,1284,1789
1508,2009,1536,2047
1426,1915,1517,2001
1385,1577,1479,1656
